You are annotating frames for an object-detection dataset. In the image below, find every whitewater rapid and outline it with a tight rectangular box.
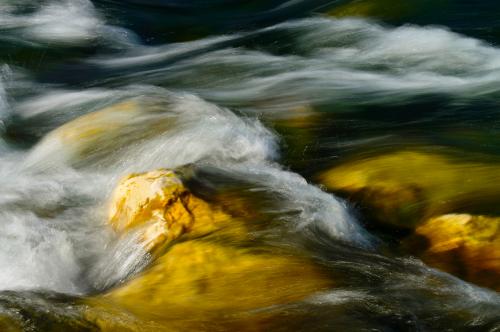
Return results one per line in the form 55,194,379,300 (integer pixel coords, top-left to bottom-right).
0,86,372,294
39,17,500,115
0,3,498,329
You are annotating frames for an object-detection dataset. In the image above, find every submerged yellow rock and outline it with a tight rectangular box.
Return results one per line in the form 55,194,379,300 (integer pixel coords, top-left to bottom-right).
28,98,174,167
328,0,439,21
88,242,331,331
406,214,500,291
105,241,331,317
319,150,500,228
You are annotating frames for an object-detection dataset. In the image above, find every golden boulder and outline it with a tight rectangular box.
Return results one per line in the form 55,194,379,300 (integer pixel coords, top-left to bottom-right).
87,169,333,330
406,214,499,291
108,169,246,257
328,0,439,21
318,150,500,228
104,241,331,319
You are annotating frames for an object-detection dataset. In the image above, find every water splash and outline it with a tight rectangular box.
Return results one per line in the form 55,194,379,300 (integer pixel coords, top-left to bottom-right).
55,17,500,116
0,0,136,47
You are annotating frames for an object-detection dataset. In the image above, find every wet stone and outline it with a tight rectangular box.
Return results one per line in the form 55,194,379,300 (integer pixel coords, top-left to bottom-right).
403,213,500,291
88,168,333,330
318,150,500,229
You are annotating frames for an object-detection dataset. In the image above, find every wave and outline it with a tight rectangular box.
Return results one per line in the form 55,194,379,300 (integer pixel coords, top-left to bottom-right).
0,5,498,327
26,88,371,246
46,17,500,117
0,0,136,47
0,86,372,293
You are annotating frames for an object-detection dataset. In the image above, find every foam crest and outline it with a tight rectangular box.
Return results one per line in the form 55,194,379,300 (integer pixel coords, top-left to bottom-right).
23,88,372,256
24,88,278,172
0,0,136,47
76,18,500,115
0,156,110,293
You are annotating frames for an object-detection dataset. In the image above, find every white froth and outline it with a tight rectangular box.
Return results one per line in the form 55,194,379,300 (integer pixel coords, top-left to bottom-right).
0,0,136,46
216,162,373,248
14,87,140,138
308,289,374,305
0,211,81,293
0,65,12,123
24,88,278,172
13,15,500,295
7,15,500,295
85,18,500,114
0,156,109,293
22,88,371,274
118,92,279,172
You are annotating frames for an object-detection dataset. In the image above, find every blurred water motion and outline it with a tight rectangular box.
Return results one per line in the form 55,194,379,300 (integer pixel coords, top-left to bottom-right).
0,0,499,331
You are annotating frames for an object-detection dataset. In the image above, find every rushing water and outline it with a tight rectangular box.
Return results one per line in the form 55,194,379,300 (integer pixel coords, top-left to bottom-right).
0,1,499,331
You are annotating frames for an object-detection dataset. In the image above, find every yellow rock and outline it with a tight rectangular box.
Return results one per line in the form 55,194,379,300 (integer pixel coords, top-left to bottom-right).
108,169,245,257
318,150,500,228
28,98,174,167
89,169,332,330
328,0,438,21
101,241,331,324
407,214,500,291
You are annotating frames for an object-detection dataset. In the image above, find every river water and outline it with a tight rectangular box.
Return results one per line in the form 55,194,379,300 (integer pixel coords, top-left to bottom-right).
0,1,499,331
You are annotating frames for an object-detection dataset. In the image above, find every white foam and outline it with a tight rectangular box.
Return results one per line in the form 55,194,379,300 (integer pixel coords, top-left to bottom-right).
14,87,140,137
24,88,371,258
116,91,279,172
14,16,500,295
85,18,500,115
24,87,278,170
308,289,374,305
0,0,136,47
215,162,373,248
0,65,12,124
0,210,82,293
0,156,109,293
